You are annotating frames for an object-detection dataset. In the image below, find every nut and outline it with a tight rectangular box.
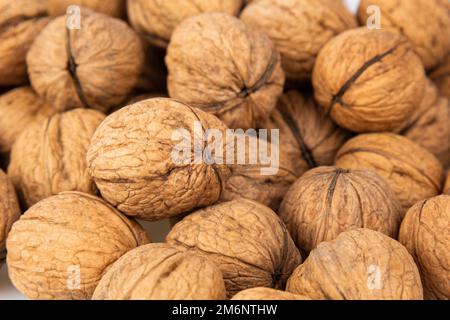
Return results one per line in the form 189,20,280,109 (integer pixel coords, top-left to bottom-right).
0,0,51,86
399,195,450,300
358,0,450,70
286,229,423,300
166,199,302,297
48,0,126,18
241,0,356,83
128,0,243,48
0,169,20,262
231,287,310,300
27,8,144,113
279,167,402,256
93,243,226,300
6,192,149,300
335,133,444,212
313,28,426,133
430,54,450,100
0,87,57,153
87,98,231,221
166,12,285,129
8,108,105,208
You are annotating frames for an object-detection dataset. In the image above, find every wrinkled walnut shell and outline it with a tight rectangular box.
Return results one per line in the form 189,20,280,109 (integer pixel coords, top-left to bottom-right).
6,192,149,300
335,133,444,212
166,12,285,129
166,199,302,297
313,28,426,133
0,169,20,262
280,167,402,256
48,0,126,18
93,243,226,300
232,287,310,300
287,229,423,300
241,0,356,83
430,54,450,101
8,108,105,208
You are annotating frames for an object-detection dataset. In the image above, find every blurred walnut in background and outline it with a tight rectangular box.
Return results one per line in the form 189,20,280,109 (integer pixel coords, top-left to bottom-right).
430,55,450,100
444,174,450,194
47,0,126,18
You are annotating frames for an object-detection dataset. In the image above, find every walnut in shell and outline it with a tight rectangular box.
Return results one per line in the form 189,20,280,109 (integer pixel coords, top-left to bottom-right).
335,133,444,212
166,12,285,129
93,243,226,300
399,195,450,300
0,87,57,153
0,169,20,262
48,0,126,18
232,287,310,300
279,167,402,256
166,199,302,297
430,55,450,100
0,0,51,86
87,98,231,221
313,28,426,133
358,0,450,70
8,108,105,208
241,0,356,83
6,192,149,300
287,229,423,300
27,8,144,113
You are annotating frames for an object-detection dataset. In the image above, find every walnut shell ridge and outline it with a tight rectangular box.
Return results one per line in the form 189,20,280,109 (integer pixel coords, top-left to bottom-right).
313,28,426,133
399,195,450,300
48,0,126,18
93,243,226,300
166,12,285,129
287,229,423,300
232,287,310,300
6,192,149,300
166,199,302,297
430,55,450,101
0,169,20,262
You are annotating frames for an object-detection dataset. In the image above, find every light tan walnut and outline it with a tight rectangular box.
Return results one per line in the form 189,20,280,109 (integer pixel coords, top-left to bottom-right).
232,287,310,300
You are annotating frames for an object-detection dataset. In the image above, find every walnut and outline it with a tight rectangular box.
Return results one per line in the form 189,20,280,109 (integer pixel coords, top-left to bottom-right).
358,0,450,70
241,0,356,83
166,12,285,129
279,167,402,256
8,108,105,208
127,0,244,48
232,287,310,300
0,87,57,153
93,243,226,300
335,133,444,213
166,199,302,297
430,54,450,100
0,0,51,86
258,90,350,177
48,0,126,18
27,8,144,113
445,174,450,195
87,98,231,221
286,229,423,300
6,192,149,300
313,28,426,133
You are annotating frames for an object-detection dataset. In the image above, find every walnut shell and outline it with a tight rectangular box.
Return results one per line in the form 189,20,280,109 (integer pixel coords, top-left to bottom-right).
0,87,57,153
166,12,285,129
6,192,149,300
280,167,402,256
48,0,126,18
232,287,310,300
445,174,450,194
313,28,426,133
87,98,231,221
27,8,144,113
93,243,226,300
358,0,450,70
335,133,444,212
430,54,450,100
241,0,356,83
287,229,423,300
0,0,51,86
399,195,450,300
128,0,243,48
258,90,350,177
8,108,105,208
166,199,302,297
0,169,20,261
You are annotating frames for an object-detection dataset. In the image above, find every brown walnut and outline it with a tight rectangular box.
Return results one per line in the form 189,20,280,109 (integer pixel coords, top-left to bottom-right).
313,28,426,133
287,229,423,300
399,195,450,300
6,192,149,300
241,0,356,83
93,243,226,300
335,133,444,213
232,287,310,300
430,54,450,101
166,12,285,129
8,108,105,208
27,8,144,113
0,169,20,262
48,0,126,18
279,167,402,256
166,199,302,297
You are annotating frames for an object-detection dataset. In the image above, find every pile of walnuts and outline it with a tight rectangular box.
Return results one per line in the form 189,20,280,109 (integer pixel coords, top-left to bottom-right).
0,0,449,301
